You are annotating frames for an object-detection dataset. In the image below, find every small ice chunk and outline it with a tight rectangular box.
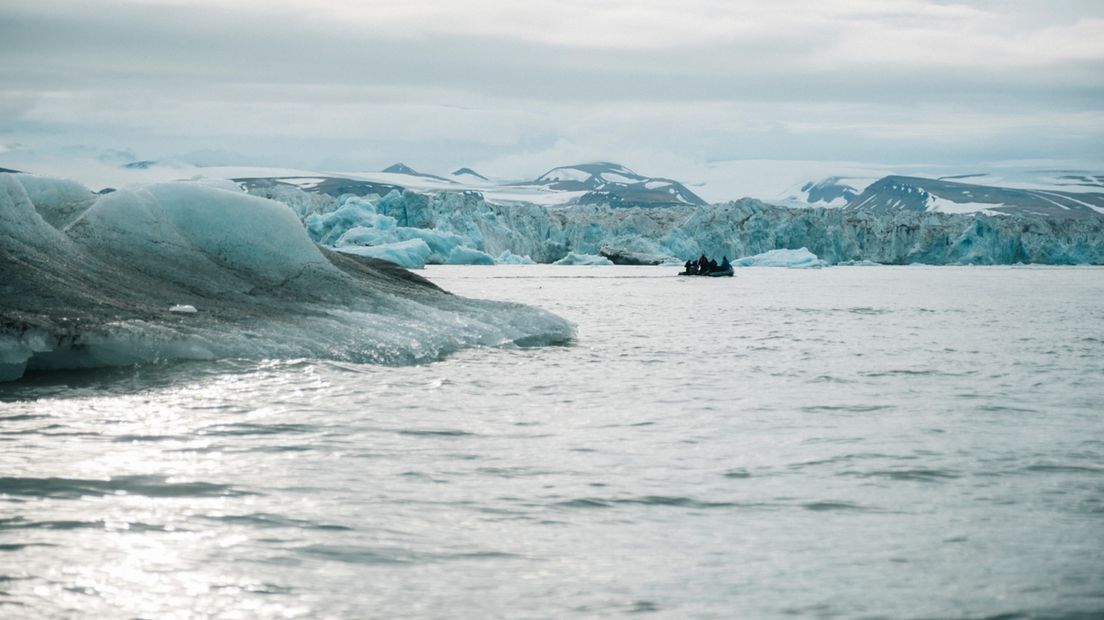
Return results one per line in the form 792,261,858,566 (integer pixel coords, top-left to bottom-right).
733,248,827,268
445,246,495,265
170,304,197,313
336,238,433,269
553,252,614,266
496,250,536,264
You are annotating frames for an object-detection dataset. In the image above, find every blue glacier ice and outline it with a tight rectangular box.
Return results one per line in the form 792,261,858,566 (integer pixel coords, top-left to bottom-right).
261,186,1104,266
336,238,433,269
0,174,573,382
733,248,827,268
553,252,614,266
495,250,536,264
304,193,500,266
446,246,496,265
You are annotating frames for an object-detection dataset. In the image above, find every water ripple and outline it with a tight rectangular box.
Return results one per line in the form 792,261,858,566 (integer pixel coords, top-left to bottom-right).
0,476,257,499
201,513,352,531
295,544,517,565
851,469,961,482
553,496,741,510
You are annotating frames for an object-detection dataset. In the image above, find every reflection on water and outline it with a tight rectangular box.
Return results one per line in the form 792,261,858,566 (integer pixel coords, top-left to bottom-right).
2,266,1103,618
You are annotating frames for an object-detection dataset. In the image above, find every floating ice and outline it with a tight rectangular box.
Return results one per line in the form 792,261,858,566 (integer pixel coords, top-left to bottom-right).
0,174,573,382
446,246,495,265
733,248,828,269
336,238,433,269
495,250,536,264
169,304,198,314
553,252,614,265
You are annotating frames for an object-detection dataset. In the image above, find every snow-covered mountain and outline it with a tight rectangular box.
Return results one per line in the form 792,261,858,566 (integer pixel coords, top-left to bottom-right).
226,167,570,206
122,160,158,170
381,162,454,183
798,177,861,207
452,167,488,181
200,161,707,208
528,162,707,207
235,175,404,199
789,174,1104,220
842,175,1104,220
8,147,1102,220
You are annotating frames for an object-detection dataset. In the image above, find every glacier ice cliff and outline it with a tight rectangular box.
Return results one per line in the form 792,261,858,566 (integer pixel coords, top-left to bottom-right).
251,186,1104,267
0,174,573,382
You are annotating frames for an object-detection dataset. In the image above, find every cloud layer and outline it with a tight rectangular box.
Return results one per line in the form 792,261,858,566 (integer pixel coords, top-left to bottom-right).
1,0,1102,176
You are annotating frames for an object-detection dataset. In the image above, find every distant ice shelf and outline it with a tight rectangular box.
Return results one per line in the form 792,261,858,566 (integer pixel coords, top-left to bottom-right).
255,185,1104,268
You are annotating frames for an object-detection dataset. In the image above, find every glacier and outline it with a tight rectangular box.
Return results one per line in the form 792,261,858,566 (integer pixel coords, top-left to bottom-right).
553,252,614,266
0,174,573,382
251,186,1104,267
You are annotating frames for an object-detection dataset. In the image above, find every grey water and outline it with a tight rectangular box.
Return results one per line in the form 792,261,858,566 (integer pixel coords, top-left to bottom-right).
1,265,1102,619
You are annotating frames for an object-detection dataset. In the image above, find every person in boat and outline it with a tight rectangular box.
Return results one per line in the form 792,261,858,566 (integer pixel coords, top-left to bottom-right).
684,259,695,274
720,256,731,270
697,254,709,273
708,258,718,272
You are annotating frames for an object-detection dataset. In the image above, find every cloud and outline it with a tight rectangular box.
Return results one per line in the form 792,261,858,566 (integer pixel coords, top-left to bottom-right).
0,0,1101,175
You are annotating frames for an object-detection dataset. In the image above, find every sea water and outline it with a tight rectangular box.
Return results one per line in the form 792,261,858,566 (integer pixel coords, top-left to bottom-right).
1,265,1102,619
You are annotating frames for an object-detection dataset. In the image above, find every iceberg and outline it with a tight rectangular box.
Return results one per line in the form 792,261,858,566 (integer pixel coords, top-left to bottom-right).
733,248,827,268
0,174,573,382
836,259,883,266
553,252,614,265
495,250,536,265
445,246,496,265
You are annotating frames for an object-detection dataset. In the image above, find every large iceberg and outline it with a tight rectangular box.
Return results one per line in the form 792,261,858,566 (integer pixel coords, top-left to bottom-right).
0,174,573,382
256,186,1104,266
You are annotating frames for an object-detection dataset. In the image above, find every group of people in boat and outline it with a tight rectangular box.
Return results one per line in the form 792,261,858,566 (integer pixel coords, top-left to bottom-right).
680,254,733,276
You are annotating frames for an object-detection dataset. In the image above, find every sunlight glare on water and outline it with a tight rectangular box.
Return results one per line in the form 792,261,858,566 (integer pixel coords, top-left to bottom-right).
1,265,1103,618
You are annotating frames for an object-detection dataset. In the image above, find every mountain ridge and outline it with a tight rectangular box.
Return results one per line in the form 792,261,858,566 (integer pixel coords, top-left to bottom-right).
527,161,707,207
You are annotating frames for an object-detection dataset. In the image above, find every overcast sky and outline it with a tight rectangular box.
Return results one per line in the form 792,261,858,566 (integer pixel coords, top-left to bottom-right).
1,0,1102,178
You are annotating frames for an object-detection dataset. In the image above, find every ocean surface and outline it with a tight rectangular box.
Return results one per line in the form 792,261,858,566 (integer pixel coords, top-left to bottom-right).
1,265,1102,619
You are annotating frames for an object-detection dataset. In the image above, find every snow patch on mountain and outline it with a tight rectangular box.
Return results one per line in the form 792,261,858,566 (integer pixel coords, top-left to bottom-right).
530,162,707,207
842,175,1104,220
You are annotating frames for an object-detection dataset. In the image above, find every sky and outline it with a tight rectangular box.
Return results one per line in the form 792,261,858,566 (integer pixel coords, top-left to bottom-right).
1,0,1102,182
